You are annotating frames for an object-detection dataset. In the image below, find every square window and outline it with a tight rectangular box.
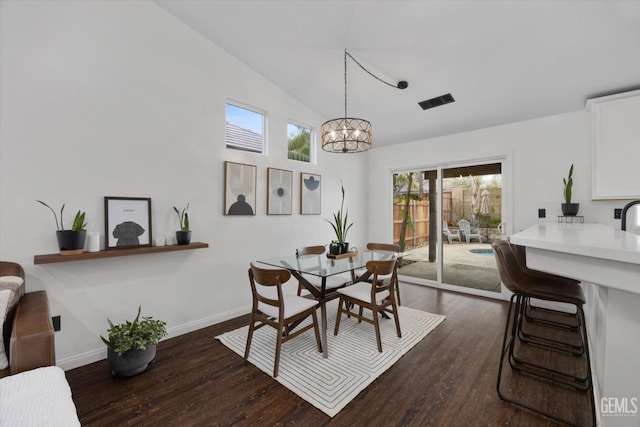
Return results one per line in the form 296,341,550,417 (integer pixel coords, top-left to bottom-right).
287,122,312,163
226,103,264,153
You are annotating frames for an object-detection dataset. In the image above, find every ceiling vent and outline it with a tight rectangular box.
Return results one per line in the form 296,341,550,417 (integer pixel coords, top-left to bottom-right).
418,93,455,110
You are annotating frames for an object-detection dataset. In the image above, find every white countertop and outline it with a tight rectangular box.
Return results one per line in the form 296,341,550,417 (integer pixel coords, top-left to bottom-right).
510,222,640,265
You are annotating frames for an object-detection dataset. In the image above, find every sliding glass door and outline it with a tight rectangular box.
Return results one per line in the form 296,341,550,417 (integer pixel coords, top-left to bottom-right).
393,161,504,297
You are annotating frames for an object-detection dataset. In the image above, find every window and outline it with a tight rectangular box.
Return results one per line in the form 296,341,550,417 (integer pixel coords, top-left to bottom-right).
226,102,264,153
287,122,312,163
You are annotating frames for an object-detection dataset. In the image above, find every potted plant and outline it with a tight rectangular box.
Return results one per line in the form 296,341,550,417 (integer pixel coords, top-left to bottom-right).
329,240,341,255
100,306,167,378
36,200,87,255
561,164,580,216
325,181,353,253
173,203,191,245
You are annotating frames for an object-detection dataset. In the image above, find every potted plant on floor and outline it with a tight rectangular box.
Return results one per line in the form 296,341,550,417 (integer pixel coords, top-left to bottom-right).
173,203,191,245
100,306,168,377
36,200,87,255
325,180,353,253
561,164,579,216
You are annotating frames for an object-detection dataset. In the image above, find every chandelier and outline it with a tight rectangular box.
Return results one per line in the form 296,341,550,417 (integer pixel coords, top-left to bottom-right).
321,49,408,153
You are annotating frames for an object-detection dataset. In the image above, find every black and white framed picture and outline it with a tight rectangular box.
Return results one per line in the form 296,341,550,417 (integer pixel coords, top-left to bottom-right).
300,172,321,215
104,197,152,249
224,161,257,215
267,167,293,215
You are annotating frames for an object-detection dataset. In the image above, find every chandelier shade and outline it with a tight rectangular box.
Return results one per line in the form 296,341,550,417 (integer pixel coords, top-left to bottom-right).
321,117,372,153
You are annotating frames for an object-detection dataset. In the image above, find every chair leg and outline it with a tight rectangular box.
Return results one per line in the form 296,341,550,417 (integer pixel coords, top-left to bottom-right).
334,297,344,335
243,313,256,360
391,299,402,338
373,307,382,352
395,278,402,306
273,321,285,378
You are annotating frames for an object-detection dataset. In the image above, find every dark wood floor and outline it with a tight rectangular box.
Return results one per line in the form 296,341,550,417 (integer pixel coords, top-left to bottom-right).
65,283,592,426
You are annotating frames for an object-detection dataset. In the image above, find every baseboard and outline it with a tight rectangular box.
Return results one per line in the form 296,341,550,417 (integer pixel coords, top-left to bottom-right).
57,305,250,371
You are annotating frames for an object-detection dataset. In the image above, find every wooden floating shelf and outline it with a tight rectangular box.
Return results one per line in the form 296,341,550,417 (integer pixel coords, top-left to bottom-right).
34,242,209,265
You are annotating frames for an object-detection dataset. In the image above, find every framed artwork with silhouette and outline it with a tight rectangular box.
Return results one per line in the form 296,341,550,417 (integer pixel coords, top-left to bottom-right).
267,167,292,215
104,197,152,249
224,161,257,216
300,173,321,215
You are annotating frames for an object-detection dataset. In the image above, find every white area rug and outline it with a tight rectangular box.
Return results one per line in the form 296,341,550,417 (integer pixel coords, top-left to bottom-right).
216,303,446,417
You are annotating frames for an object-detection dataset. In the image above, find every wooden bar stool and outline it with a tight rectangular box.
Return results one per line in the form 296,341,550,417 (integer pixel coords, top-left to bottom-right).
492,240,595,426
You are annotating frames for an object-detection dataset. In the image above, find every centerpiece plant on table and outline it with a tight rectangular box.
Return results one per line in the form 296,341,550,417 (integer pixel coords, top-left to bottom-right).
325,180,353,254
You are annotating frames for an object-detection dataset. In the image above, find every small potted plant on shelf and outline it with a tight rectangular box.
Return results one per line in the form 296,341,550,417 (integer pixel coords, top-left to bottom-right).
100,306,167,378
325,180,353,253
173,203,191,245
561,164,580,216
36,200,87,255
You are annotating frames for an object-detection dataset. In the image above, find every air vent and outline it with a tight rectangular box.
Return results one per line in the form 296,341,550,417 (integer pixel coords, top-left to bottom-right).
418,93,455,110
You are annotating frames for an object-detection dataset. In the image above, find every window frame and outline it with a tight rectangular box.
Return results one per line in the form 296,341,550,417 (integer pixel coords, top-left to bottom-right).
225,100,267,154
286,120,314,164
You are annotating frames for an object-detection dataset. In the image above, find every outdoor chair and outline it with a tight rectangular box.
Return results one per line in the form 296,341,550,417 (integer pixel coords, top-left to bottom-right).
457,219,482,243
442,221,461,244
295,245,350,296
244,263,322,377
334,259,402,352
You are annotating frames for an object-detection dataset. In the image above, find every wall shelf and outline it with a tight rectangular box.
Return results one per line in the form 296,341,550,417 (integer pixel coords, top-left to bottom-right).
34,242,209,265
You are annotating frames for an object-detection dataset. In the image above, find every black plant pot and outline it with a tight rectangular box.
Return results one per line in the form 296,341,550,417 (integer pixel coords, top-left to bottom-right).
329,244,341,255
340,242,350,254
56,230,86,254
108,345,156,378
176,231,191,245
561,203,580,216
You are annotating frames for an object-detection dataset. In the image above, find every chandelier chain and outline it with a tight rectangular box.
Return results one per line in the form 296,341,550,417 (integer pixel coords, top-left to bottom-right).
345,50,400,90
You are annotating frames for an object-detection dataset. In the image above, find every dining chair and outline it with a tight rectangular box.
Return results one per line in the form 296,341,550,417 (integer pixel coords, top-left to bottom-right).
244,263,322,377
334,259,401,352
295,245,350,296
364,242,402,305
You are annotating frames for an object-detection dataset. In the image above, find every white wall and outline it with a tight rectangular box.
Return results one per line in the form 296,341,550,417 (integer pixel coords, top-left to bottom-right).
0,0,368,369
368,109,630,244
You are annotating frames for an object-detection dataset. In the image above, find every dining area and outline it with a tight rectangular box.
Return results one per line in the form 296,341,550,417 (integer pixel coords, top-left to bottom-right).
216,243,447,417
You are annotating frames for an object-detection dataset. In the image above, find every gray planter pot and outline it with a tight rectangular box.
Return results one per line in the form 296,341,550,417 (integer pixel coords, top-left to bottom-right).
176,231,191,245
56,230,86,253
107,344,156,378
561,203,580,216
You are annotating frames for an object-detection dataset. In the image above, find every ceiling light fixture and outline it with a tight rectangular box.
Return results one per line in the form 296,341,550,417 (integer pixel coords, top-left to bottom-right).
321,49,408,153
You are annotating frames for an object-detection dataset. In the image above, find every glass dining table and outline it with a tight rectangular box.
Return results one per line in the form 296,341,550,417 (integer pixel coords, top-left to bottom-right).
256,250,395,358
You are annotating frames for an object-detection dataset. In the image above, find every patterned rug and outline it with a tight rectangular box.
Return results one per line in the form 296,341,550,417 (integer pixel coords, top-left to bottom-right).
216,303,446,417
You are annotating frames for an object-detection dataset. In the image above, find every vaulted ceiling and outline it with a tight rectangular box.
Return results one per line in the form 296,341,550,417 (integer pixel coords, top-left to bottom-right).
155,0,640,148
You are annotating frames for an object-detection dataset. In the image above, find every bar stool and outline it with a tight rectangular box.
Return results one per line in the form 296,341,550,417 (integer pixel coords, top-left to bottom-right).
492,240,595,426
511,244,582,333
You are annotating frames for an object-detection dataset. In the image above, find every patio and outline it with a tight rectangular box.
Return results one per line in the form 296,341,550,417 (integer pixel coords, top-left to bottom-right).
397,242,502,293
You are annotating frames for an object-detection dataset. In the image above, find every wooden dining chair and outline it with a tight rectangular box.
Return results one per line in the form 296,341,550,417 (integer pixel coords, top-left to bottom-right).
334,259,402,352
363,242,402,305
244,263,322,377
295,245,350,296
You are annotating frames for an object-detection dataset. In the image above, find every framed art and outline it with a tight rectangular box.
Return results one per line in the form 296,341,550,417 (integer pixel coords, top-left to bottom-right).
104,197,152,249
224,161,257,215
267,167,293,215
300,172,321,215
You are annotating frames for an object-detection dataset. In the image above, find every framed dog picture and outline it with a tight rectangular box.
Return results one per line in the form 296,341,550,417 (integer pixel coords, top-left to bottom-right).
104,197,152,249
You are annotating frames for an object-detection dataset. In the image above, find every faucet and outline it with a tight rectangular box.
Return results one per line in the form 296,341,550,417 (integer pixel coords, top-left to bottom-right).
621,200,640,231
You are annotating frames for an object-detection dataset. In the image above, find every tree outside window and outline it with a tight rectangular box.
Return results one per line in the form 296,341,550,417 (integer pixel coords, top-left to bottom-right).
287,123,311,162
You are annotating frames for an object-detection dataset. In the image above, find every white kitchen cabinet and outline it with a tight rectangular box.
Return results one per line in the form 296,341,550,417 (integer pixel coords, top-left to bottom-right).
586,90,640,200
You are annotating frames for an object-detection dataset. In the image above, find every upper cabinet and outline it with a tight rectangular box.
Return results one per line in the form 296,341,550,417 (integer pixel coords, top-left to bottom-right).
586,90,640,200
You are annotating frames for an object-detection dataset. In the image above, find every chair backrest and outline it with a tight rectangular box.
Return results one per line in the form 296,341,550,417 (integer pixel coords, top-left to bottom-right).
366,242,400,253
248,263,291,312
296,245,325,257
442,221,450,232
491,241,530,295
458,219,471,234
366,259,397,293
